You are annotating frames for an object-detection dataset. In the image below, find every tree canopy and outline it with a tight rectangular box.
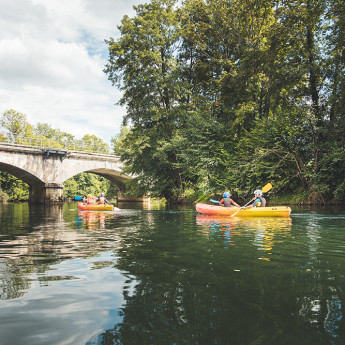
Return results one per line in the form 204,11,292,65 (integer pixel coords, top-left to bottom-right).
106,0,345,204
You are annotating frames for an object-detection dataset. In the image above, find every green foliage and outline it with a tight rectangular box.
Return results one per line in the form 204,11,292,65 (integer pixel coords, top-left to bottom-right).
314,146,345,202
0,190,9,203
106,0,345,204
81,134,110,154
0,172,29,201
106,0,188,201
1,109,32,141
63,173,117,200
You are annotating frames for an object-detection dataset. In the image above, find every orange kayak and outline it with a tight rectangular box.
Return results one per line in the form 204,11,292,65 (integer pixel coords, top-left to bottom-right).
196,203,291,217
78,202,114,211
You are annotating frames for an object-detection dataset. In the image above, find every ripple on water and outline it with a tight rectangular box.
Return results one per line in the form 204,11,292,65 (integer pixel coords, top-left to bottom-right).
1,204,345,344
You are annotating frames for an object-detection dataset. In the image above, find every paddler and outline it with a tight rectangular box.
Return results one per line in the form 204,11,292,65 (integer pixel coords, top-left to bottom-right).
243,189,266,208
84,194,95,205
219,191,240,208
96,192,110,205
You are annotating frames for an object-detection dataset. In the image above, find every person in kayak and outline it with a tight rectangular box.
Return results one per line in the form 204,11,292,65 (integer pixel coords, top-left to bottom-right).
96,192,110,205
219,191,240,207
244,189,266,208
84,194,95,205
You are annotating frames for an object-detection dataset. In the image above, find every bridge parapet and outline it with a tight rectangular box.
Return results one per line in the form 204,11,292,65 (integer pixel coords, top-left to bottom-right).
0,142,121,162
0,135,112,154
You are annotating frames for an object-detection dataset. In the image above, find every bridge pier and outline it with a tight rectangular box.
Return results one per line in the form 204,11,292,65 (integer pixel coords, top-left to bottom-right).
29,184,44,203
44,183,64,203
117,190,144,202
30,183,63,204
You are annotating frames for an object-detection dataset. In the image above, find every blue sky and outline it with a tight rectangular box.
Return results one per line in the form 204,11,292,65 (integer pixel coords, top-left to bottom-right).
0,0,143,144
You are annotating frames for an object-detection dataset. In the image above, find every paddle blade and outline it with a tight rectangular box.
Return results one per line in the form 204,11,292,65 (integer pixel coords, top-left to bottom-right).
210,199,220,204
262,183,272,193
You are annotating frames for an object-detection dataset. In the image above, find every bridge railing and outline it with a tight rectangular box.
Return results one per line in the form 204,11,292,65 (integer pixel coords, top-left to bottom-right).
0,134,112,154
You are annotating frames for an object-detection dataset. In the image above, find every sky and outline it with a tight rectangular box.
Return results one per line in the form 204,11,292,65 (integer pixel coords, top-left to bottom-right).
0,0,143,144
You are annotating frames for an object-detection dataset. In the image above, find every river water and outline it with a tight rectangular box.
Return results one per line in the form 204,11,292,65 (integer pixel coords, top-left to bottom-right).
0,202,345,345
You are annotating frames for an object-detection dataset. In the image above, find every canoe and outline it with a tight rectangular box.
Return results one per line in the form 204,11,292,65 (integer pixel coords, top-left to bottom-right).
195,203,291,217
78,202,114,211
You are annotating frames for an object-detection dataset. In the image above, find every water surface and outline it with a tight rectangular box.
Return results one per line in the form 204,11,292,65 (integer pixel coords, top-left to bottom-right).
0,203,345,344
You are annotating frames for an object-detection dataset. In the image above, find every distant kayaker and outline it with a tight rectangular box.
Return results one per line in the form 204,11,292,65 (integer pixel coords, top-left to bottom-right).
96,192,110,205
219,191,241,208
84,194,95,205
244,189,266,208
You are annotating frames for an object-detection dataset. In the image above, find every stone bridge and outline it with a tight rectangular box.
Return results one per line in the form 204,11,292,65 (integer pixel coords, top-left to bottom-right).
0,143,133,203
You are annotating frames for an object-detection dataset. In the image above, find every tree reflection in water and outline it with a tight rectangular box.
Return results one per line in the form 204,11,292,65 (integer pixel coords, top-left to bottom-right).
89,213,343,344
1,205,345,343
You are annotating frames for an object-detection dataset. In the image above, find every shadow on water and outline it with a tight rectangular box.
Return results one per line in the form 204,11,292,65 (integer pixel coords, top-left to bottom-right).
0,203,345,344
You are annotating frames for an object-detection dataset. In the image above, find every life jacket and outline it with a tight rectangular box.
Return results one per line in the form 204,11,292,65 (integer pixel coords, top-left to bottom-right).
86,197,94,205
255,196,266,207
223,197,232,207
98,196,105,205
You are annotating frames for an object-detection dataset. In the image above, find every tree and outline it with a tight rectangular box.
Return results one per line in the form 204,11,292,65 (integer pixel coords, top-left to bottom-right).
63,173,113,199
106,0,345,204
327,0,345,136
80,134,110,154
105,0,189,201
1,109,32,141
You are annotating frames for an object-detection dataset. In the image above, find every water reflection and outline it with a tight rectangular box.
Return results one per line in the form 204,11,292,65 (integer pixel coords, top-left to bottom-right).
1,205,345,344
196,214,292,261
0,204,138,301
77,210,115,231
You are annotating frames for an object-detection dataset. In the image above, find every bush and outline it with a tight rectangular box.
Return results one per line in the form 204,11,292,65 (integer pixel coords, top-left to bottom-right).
0,190,9,203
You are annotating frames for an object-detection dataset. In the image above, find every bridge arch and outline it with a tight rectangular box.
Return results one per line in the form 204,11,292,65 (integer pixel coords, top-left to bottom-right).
0,162,44,185
62,168,128,187
0,162,46,203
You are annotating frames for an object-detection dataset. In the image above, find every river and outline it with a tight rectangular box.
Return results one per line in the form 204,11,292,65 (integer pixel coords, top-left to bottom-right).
0,202,344,345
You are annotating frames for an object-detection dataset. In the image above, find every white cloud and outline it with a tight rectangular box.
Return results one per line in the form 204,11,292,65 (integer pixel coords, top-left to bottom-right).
0,0,142,144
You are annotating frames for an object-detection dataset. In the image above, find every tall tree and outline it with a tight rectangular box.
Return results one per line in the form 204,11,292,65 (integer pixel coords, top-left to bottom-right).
1,109,33,141
327,0,345,135
105,0,188,201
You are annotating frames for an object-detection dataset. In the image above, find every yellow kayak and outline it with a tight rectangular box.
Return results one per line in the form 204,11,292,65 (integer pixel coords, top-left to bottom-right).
78,202,114,211
195,203,291,217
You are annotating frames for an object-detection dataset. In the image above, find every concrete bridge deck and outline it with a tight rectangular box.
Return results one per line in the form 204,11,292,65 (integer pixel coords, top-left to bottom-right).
0,142,132,203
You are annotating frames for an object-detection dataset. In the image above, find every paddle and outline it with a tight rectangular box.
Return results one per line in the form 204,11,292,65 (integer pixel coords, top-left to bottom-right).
230,183,272,218
210,199,220,204
261,183,272,194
